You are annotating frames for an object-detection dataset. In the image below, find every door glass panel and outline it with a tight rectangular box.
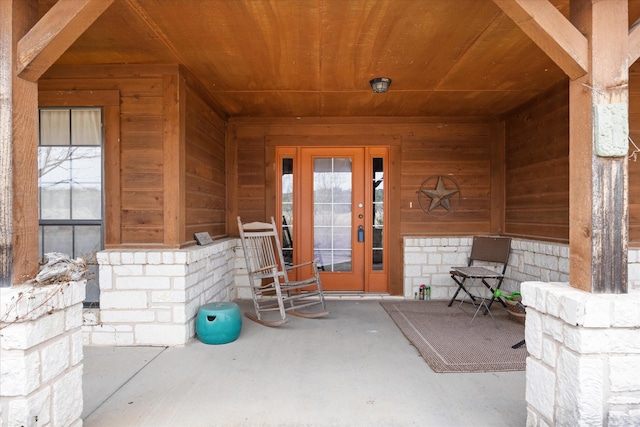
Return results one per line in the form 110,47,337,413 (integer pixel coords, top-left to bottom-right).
281,158,293,266
313,157,352,272
372,157,384,271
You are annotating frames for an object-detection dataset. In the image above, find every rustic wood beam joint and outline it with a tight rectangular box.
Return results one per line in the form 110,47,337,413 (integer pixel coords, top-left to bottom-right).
493,0,588,80
16,0,114,82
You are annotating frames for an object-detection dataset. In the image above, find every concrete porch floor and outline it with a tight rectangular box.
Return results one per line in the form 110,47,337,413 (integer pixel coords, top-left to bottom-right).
82,299,526,427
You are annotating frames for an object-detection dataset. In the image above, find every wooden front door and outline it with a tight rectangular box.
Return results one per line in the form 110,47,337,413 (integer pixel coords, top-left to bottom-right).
277,146,388,293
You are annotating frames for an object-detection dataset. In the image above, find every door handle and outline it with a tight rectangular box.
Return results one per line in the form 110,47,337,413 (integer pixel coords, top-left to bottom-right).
357,225,364,242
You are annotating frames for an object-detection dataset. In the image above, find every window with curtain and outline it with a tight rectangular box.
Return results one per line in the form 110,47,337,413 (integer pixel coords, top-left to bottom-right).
38,108,104,307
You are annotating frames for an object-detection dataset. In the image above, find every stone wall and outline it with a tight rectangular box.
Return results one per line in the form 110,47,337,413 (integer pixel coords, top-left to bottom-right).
85,238,236,346
0,281,85,427
403,237,640,299
522,281,640,426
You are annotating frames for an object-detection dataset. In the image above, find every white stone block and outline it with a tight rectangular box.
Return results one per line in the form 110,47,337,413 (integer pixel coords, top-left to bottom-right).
174,251,187,264
113,264,144,276
583,296,612,327
612,296,640,327
156,309,173,323
100,310,155,323
4,310,66,350
115,276,170,290
0,350,40,396
565,327,640,354
541,337,558,368
405,253,428,264
82,308,100,326
525,358,556,422
173,306,187,323
99,265,113,290
525,309,543,359
427,253,442,264
608,410,640,427
95,251,109,263
120,252,134,264
51,365,83,427
404,265,421,277
541,316,564,343
147,251,162,265
556,348,603,427
6,387,51,427
609,355,640,392
135,324,187,346
172,276,187,290
65,304,84,331
162,252,175,264
151,290,185,303
145,264,186,277
559,292,588,326
133,252,147,264
70,330,83,366
108,252,121,265
100,291,148,309
41,337,70,383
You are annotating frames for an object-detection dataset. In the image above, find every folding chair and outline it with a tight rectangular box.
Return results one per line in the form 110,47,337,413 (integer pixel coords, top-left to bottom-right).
237,216,329,327
448,236,511,314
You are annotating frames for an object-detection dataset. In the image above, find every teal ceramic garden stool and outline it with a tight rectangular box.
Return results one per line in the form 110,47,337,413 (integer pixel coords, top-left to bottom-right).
196,302,242,344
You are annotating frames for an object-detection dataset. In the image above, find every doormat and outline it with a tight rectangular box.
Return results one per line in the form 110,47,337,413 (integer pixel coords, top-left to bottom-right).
380,300,527,373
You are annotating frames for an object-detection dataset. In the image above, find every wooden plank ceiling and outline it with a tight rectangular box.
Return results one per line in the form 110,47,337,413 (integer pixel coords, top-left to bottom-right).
39,0,640,118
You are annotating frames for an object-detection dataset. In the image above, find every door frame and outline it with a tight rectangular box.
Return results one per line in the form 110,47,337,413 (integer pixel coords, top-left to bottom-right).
265,135,403,295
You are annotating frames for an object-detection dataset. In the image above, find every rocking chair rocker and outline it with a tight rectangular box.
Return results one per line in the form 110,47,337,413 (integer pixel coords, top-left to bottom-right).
237,216,329,327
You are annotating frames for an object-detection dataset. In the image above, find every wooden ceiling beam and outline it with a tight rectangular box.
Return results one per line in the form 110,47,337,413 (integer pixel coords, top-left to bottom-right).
493,0,588,80
16,0,114,82
629,20,640,65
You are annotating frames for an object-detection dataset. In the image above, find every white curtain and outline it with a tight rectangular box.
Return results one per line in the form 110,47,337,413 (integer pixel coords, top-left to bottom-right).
40,110,70,145
72,109,101,145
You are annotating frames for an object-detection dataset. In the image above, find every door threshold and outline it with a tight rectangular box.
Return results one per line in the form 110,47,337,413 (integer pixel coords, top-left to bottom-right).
323,292,404,300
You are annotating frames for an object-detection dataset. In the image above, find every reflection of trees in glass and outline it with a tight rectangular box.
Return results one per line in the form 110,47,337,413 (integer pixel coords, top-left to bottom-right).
39,147,102,220
281,158,294,265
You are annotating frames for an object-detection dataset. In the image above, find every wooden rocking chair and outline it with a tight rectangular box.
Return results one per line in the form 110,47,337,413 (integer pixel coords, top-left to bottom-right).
237,216,329,327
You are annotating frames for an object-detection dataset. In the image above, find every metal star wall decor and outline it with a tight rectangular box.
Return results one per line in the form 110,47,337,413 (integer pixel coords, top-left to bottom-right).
417,175,461,217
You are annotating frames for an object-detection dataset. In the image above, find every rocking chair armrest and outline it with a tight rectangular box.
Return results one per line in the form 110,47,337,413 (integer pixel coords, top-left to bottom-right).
286,259,319,271
254,264,279,274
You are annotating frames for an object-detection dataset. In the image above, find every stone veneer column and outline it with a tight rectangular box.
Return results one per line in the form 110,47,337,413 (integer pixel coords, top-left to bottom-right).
522,281,640,426
0,281,85,427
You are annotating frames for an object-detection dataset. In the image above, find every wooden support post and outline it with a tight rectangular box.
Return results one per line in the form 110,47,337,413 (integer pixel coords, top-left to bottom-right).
569,1,628,293
0,0,41,286
0,0,14,286
11,0,40,284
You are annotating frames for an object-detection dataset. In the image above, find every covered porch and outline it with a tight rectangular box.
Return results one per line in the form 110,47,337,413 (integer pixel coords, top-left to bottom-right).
81,299,527,426
2,1,640,426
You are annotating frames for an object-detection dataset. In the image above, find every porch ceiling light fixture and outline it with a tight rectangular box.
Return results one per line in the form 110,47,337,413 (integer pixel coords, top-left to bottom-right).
369,77,392,93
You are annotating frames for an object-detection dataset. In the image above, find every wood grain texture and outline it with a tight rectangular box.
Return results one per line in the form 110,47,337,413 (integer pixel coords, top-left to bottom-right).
11,0,40,284
504,83,569,243
0,0,14,286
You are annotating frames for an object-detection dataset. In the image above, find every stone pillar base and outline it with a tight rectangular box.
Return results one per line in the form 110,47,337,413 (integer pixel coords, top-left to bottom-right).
0,281,85,427
522,281,640,426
